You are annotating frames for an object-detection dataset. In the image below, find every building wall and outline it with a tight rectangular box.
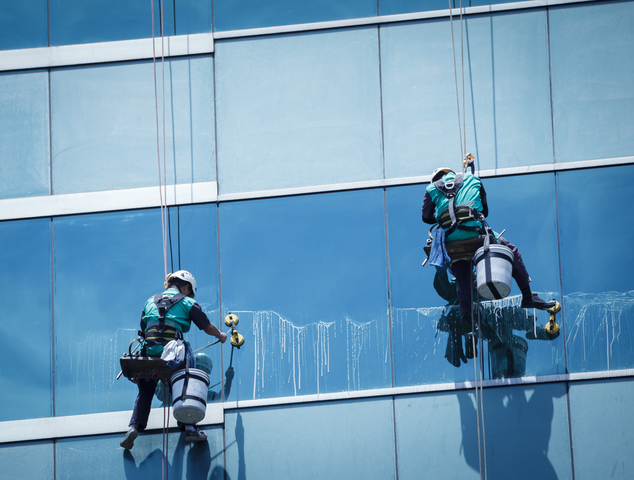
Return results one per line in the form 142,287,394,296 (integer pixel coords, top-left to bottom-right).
1,0,633,479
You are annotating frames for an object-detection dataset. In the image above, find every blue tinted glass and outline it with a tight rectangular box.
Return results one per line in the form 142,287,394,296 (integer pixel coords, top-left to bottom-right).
175,0,212,34
550,1,634,163
484,174,564,376
50,56,215,194
50,0,174,46
387,184,469,385
215,28,383,194
57,427,224,479
569,379,634,480
53,205,220,416
380,0,453,15
219,190,390,400
0,219,52,421
0,441,54,478
379,0,538,15
214,0,376,32
0,0,47,50
557,166,634,373
395,384,572,479
225,400,395,480
381,11,552,179
388,174,563,387
0,70,50,200
172,204,224,395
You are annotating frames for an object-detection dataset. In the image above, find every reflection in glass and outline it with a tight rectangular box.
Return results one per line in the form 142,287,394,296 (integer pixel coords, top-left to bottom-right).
0,219,52,421
388,173,564,387
224,400,395,480
57,427,224,480
213,0,376,32
219,190,391,400
557,166,634,373
53,205,219,416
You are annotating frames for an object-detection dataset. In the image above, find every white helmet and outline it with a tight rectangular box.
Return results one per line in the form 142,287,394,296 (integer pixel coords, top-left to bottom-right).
164,270,197,297
431,167,455,182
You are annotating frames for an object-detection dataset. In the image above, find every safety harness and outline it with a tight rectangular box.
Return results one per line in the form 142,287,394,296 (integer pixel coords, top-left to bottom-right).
434,173,486,237
141,292,185,353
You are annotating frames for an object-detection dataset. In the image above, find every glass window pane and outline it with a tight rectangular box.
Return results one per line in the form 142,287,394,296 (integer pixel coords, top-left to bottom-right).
50,56,215,194
0,219,52,421
557,166,634,373
0,441,54,479
175,0,212,35
213,0,376,32
0,70,50,200
395,384,573,479
219,190,390,400
56,427,224,479
381,10,552,179
379,0,528,16
50,0,174,46
550,1,634,163
215,28,383,194
0,0,48,50
225,400,395,480
53,205,220,416
569,379,634,480
388,174,564,387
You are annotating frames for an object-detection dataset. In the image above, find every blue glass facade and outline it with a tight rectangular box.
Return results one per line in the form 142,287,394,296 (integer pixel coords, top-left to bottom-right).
1,0,633,478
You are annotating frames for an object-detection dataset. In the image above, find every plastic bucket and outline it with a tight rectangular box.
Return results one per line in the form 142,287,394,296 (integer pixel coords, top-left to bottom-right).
489,335,528,379
474,244,514,300
171,368,209,424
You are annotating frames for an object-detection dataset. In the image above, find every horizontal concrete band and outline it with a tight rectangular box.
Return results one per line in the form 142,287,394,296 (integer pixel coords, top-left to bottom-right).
1,157,631,221
0,404,223,444
0,33,214,72
0,182,218,221
0,0,599,72
1,368,632,444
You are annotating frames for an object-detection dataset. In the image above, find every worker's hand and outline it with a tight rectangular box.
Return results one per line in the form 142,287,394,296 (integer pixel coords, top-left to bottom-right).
225,366,234,380
218,332,228,343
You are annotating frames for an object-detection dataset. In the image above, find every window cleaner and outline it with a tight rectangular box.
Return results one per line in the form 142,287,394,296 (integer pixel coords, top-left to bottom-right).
118,270,228,450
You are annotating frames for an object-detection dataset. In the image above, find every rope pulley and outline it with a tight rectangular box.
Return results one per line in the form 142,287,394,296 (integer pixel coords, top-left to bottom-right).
225,313,245,348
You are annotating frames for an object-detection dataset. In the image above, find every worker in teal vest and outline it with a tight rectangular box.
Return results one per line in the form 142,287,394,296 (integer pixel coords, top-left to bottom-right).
423,167,556,333
120,270,227,450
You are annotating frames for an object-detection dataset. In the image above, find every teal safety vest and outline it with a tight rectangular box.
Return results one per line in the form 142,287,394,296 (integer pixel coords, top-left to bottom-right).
142,287,196,356
426,172,484,241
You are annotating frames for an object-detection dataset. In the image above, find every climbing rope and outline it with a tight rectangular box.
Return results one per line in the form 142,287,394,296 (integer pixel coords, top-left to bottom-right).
151,0,169,279
151,2,171,479
448,0,467,163
450,3,487,473
476,293,488,480
469,259,484,480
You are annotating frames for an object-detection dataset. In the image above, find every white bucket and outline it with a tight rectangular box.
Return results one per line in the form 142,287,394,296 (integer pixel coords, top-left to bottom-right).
474,244,514,300
171,368,210,424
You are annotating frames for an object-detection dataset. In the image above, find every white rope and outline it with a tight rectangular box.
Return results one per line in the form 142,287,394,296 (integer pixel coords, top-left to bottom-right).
151,0,169,280
151,3,170,480
476,300,488,480
448,0,464,164
470,259,484,480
